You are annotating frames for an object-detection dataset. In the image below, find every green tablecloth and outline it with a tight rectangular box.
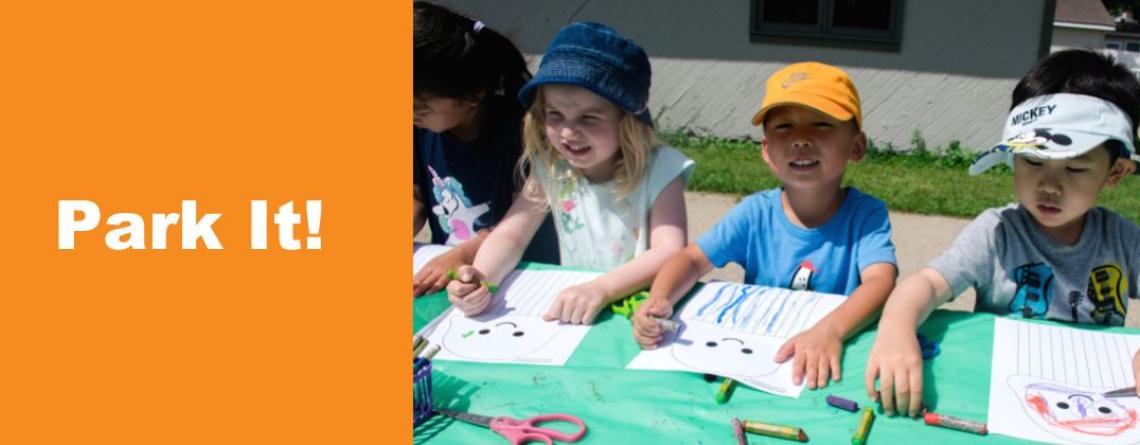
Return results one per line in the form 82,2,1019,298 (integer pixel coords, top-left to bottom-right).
412,264,1140,444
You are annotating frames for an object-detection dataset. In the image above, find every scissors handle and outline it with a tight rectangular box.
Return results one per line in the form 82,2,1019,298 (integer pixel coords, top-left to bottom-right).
491,414,587,444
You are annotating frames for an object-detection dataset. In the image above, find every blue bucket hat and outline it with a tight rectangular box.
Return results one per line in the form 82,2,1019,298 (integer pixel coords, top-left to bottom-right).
518,22,653,126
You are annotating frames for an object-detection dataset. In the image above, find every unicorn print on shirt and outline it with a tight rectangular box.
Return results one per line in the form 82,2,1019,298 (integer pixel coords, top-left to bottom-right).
429,166,490,245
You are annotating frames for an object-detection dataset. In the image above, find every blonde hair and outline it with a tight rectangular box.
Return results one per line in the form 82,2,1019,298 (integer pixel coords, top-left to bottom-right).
517,87,661,209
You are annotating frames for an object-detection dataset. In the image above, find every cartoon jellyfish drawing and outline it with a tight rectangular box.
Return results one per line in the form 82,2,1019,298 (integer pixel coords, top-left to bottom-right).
1008,376,1140,444
670,321,779,377
441,315,568,362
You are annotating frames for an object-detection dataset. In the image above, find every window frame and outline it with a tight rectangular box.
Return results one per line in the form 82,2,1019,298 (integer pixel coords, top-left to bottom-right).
750,0,905,51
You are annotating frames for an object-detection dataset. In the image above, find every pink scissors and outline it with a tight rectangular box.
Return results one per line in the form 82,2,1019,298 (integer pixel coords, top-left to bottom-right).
437,409,587,444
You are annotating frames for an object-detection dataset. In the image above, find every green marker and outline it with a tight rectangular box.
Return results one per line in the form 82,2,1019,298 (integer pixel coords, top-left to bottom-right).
462,330,474,338
481,281,499,294
716,377,736,404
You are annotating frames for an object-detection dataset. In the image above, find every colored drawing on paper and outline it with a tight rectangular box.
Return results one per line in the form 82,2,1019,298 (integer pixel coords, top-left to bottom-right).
1008,376,1140,444
416,269,601,366
627,281,845,398
988,318,1140,444
440,315,570,362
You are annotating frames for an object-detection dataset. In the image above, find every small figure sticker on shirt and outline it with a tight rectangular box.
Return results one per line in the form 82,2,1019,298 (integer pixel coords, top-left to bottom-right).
429,166,490,245
789,260,815,291
1086,263,1127,325
1009,263,1054,318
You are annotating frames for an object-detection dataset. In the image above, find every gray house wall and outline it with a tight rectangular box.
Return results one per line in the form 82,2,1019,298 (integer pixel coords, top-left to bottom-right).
435,1,1050,151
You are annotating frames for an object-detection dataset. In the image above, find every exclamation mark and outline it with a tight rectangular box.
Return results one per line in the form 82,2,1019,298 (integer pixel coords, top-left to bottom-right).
306,200,322,249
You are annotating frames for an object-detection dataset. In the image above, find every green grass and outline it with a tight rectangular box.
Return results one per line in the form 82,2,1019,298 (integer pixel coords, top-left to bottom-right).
663,132,1140,222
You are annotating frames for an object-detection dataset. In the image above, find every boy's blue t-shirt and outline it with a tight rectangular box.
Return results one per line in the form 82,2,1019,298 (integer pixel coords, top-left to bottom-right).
413,118,559,264
696,187,896,295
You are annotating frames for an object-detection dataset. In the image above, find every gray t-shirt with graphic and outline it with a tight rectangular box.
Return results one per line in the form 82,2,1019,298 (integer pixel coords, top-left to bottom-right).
929,204,1140,326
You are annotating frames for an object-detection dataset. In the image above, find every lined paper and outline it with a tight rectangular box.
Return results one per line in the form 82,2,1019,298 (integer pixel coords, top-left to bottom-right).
417,269,601,366
627,281,845,398
692,285,826,339
989,318,1140,444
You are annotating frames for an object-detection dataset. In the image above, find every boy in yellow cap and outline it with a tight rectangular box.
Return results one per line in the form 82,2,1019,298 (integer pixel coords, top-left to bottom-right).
632,62,898,390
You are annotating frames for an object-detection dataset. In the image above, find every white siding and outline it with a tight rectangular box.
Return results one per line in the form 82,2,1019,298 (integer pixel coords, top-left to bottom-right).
1051,26,1107,52
433,0,1049,151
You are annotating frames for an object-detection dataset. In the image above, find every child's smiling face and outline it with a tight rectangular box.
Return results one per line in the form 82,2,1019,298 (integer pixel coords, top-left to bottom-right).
1013,145,1134,244
760,105,866,191
541,84,623,183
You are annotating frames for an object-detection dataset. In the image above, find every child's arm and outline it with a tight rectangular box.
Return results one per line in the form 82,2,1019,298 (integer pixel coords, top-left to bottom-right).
864,266,953,417
412,185,492,297
543,176,688,324
631,244,714,349
413,230,488,297
774,262,896,389
446,179,549,315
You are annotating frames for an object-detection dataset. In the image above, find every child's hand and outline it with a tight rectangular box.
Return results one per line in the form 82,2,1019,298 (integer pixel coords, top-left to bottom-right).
542,281,608,324
446,265,492,316
413,248,467,297
1133,349,1140,397
632,297,674,349
864,327,924,417
774,324,843,390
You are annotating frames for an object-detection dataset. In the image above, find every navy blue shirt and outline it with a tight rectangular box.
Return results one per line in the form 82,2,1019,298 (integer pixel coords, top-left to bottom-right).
413,117,559,264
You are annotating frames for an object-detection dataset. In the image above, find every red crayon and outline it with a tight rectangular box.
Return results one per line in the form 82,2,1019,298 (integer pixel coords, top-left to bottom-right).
731,417,748,445
924,412,987,435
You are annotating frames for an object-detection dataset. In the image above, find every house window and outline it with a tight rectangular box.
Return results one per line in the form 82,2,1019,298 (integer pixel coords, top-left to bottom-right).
751,0,904,50
1108,41,1122,50
1127,42,1140,52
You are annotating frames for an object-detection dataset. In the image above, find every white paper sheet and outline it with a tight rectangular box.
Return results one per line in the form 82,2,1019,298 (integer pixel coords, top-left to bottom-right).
416,269,602,366
626,281,846,398
413,243,453,276
988,318,1140,444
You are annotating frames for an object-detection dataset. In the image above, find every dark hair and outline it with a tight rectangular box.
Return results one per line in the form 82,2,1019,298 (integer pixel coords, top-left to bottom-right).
1012,49,1140,163
414,2,531,120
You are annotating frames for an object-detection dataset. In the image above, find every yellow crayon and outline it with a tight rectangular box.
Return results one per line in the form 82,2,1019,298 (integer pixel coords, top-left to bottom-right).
742,420,808,442
852,407,874,445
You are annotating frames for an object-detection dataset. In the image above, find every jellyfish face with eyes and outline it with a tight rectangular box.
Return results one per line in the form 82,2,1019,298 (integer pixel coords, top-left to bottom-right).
441,315,567,361
670,322,778,377
1009,376,1140,443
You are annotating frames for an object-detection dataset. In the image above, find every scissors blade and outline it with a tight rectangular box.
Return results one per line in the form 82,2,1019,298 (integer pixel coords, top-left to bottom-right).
436,409,495,428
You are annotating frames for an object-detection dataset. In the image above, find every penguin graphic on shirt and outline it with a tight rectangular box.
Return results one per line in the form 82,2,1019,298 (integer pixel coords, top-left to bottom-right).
788,260,815,291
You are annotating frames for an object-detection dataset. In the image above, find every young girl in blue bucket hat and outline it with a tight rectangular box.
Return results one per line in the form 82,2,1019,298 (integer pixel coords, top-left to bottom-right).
447,22,695,325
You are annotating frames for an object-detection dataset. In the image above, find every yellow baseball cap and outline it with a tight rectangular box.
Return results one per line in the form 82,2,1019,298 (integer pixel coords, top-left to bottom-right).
751,62,862,129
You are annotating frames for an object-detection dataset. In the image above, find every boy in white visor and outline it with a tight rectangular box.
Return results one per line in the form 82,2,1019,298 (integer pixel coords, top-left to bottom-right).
866,49,1140,416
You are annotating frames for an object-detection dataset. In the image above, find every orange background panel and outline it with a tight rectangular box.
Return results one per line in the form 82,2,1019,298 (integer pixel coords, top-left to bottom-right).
0,1,407,443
